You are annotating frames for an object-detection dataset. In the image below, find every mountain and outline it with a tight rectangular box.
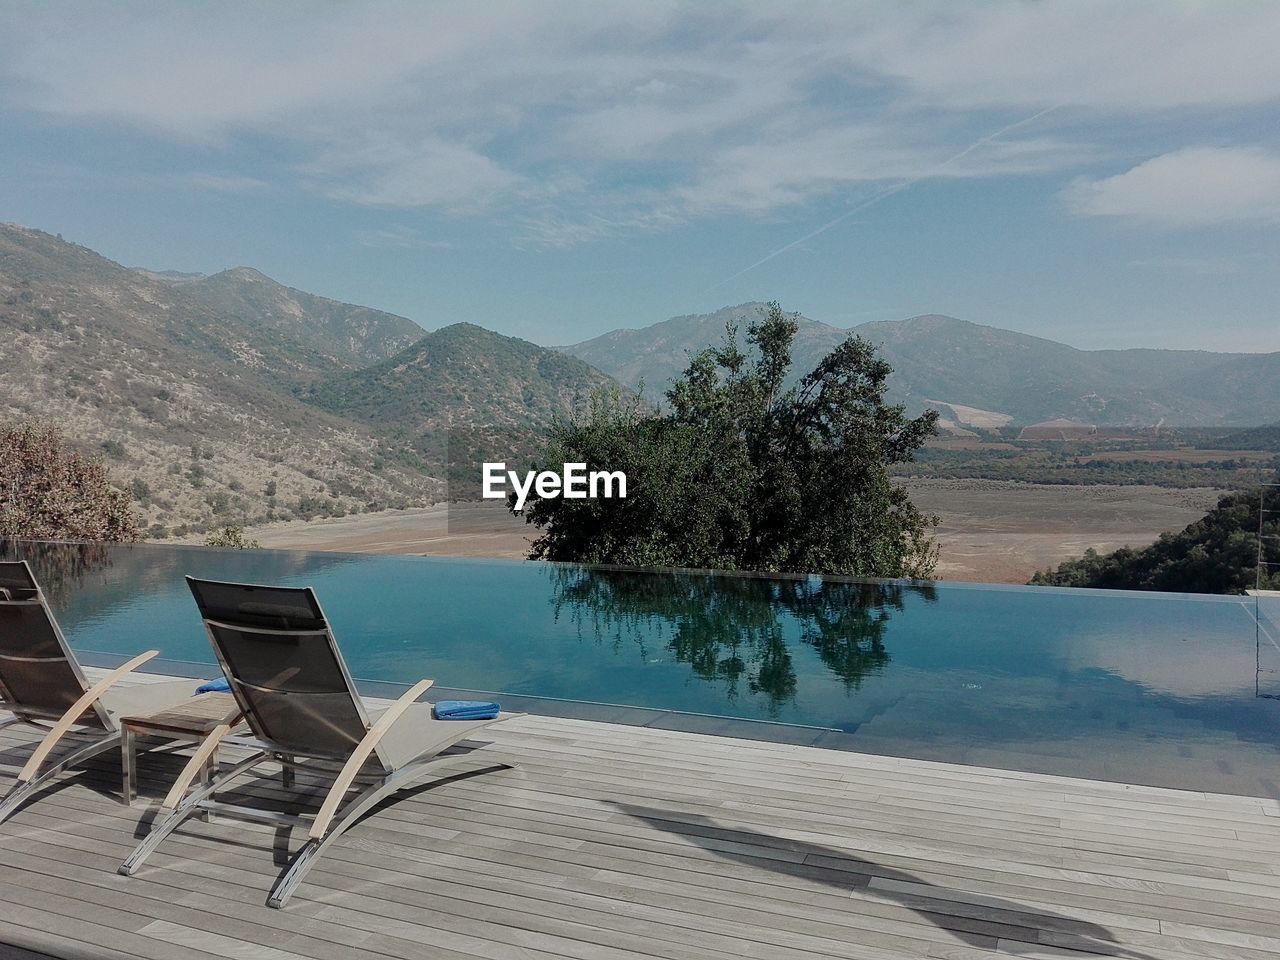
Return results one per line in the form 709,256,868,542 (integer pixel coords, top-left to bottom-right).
0,223,438,534
560,302,856,396
561,304,1280,428
308,322,619,494
163,267,423,368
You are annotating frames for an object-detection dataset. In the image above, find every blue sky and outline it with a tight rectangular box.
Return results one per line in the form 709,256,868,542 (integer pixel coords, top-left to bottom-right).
2,2,1278,350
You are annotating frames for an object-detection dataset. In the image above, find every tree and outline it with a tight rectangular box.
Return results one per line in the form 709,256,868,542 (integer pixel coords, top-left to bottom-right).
0,421,138,542
517,302,939,577
1030,478,1280,594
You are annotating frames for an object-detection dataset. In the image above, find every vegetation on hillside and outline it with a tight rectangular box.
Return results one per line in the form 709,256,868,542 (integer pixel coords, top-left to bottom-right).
1030,479,1280,594
307,322,618,498
516,303,940,577
169,267,423,367
0,224,444,534
0,421,138,542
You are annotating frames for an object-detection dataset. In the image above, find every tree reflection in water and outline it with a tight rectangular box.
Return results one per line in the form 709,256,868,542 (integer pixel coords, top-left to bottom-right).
0,538,115,607
549,566,935,716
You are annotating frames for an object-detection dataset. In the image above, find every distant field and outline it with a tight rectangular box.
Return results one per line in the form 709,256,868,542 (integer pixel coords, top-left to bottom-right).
227,480,1221,585
1070,449,1276,464
900,441,1278,489
902,479,1219,583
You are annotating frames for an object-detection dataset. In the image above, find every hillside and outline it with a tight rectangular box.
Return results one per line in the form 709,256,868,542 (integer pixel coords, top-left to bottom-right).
0,223,436,534
1030,480,1279,594
562,304,1280,429
160,267,423,368
308,323,620,495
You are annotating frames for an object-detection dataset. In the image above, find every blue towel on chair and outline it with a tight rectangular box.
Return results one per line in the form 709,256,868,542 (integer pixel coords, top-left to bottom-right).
433,700,500,720
196,676,232,694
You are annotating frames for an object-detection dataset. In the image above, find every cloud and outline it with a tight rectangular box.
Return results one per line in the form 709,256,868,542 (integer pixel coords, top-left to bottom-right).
1065,147,1280,227
353,226,454,250
832,2,1280,111
307,137,522,211
2,3,1279,240
182,172,269,193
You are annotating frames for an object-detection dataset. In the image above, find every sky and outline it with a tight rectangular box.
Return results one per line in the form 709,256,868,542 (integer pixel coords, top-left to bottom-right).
1,1,1278,351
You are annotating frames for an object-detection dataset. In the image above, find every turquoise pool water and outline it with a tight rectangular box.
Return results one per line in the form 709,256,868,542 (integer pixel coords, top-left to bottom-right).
5,539,1279,794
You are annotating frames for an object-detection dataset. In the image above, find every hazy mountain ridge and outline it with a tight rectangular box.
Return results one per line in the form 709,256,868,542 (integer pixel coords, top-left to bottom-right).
162,266,424,368
563,304,1280,428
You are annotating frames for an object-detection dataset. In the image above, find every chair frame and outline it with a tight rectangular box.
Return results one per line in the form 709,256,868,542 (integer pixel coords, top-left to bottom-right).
0,561,163,825
119,577,513,908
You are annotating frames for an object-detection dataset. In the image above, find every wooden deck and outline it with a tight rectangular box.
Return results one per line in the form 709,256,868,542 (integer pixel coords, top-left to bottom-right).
3,702,1280,960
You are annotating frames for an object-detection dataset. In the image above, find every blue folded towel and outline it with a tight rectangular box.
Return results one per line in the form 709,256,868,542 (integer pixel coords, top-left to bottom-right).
196,676,232,694
433,700,500,721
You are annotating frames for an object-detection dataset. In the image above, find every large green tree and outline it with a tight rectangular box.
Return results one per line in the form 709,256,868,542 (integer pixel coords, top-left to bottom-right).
516,303,939,577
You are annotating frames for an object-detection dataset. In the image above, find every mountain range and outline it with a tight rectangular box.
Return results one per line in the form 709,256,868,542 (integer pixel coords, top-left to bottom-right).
3,222,1278,536
563,303,1280,431
0,224,609,534
147,266,423,369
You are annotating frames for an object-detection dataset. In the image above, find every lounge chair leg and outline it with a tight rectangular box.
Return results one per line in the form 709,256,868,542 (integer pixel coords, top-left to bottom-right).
268,837,320,908
118,802,199,875
0,732,122,826
267,755,499,908
118,750,268,876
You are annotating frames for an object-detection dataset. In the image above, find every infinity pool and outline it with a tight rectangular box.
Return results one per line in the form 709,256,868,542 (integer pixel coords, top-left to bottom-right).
5,539,1278,795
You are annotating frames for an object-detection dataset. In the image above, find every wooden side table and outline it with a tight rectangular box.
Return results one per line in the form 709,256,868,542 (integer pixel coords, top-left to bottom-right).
120,692,243,805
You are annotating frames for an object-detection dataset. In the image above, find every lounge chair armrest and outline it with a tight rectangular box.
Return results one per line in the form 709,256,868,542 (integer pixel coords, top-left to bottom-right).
17,650,159,783
308,678,434,839
161,722,234,810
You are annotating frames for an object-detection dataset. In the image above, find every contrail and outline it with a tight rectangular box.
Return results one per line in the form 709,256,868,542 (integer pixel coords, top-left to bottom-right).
708,105,1061,291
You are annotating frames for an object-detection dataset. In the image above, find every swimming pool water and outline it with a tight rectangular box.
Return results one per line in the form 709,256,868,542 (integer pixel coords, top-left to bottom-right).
6,539,1278,795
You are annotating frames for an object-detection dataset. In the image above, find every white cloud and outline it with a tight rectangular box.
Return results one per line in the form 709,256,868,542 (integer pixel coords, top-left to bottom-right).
2,2,1279,238
308,137,522,211
1065,147,1280,227
832,2,1280,111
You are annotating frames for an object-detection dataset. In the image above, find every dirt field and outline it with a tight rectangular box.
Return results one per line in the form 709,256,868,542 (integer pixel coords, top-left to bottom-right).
903,479,1219,582
235,480,1222,584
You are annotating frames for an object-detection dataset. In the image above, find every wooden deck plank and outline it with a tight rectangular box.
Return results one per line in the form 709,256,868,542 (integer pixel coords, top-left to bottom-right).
2,703,1279,960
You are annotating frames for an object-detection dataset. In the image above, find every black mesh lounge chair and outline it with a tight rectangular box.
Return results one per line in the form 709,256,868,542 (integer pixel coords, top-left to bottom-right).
120,576,517,908
0,560,196,824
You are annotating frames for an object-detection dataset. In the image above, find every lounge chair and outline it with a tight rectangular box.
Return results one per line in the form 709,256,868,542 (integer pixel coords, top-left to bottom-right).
120,576,516,908
0,560,196,824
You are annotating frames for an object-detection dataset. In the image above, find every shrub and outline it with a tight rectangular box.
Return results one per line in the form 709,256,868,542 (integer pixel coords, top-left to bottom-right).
0,420,139,542
205,525,260,549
